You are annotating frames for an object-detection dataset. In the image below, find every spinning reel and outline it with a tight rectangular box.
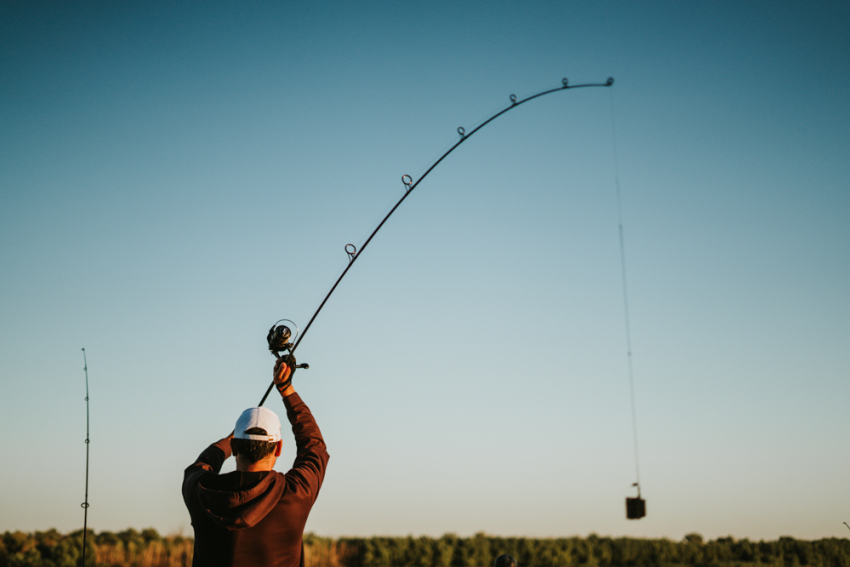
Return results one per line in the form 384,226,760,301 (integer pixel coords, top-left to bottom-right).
267,319,309,388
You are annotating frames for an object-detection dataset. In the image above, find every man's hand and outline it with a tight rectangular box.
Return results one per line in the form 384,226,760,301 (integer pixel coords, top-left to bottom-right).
274,356,295,397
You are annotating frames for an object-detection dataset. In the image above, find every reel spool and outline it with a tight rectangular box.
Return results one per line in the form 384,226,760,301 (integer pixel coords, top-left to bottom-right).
267,319,296,356
626,483,646,519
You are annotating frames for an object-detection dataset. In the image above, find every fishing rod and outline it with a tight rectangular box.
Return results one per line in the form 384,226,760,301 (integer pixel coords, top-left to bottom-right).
80,348,91,567
258,76,613,406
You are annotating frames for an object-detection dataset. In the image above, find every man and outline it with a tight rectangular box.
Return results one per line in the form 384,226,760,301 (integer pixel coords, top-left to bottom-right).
183,358,329,567
495,555,518,567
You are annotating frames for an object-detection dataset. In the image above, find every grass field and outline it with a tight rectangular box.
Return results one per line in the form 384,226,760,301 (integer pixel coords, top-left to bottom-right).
3,529,849,566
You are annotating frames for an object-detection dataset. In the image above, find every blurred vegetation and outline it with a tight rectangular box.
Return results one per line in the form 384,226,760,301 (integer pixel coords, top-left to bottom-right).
0,528,190,567
2,529,848,566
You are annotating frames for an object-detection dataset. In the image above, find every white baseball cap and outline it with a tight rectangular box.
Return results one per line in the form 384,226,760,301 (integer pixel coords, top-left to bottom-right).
234,407,281,443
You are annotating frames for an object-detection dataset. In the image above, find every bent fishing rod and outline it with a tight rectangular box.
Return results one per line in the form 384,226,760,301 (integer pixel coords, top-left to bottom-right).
259,76,614,406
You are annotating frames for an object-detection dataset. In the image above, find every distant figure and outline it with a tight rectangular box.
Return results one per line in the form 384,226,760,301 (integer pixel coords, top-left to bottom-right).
182,358,329,567
495,554,518,567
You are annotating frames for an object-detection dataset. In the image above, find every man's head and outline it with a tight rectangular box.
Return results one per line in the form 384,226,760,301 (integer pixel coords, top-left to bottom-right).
230,407,283,468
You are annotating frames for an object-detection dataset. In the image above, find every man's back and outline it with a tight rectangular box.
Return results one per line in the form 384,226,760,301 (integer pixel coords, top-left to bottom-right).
183,392,329,567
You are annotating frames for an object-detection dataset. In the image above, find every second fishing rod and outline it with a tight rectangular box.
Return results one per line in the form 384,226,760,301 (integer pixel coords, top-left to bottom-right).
257,76,614,407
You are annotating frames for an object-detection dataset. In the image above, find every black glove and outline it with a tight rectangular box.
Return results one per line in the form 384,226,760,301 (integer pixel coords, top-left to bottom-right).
275,354,296,393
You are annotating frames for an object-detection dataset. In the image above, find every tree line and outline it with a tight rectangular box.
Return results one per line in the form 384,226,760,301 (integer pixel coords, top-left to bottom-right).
2,529,849,567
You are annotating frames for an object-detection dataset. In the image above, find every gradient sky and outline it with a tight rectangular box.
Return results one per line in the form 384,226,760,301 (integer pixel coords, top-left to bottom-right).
1,0,848,542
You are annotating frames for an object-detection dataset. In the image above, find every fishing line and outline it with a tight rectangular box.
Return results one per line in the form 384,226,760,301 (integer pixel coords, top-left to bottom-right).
609,89,646,519
259,76,646,518
80,348,91,566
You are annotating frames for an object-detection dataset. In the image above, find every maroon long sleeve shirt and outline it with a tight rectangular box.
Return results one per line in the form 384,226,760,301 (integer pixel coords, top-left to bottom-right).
183,393,329,567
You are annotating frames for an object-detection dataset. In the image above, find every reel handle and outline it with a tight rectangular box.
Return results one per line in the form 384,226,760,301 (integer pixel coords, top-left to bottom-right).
272,352,309,370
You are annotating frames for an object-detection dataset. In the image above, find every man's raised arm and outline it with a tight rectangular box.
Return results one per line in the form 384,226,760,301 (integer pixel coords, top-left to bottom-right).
273,357,329,501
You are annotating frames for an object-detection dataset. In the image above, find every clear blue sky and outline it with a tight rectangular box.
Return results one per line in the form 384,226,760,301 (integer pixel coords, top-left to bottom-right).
1,0,848,542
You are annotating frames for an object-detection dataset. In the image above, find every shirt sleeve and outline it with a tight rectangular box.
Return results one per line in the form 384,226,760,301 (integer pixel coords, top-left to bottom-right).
282,393,329,504
182,437,232,507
